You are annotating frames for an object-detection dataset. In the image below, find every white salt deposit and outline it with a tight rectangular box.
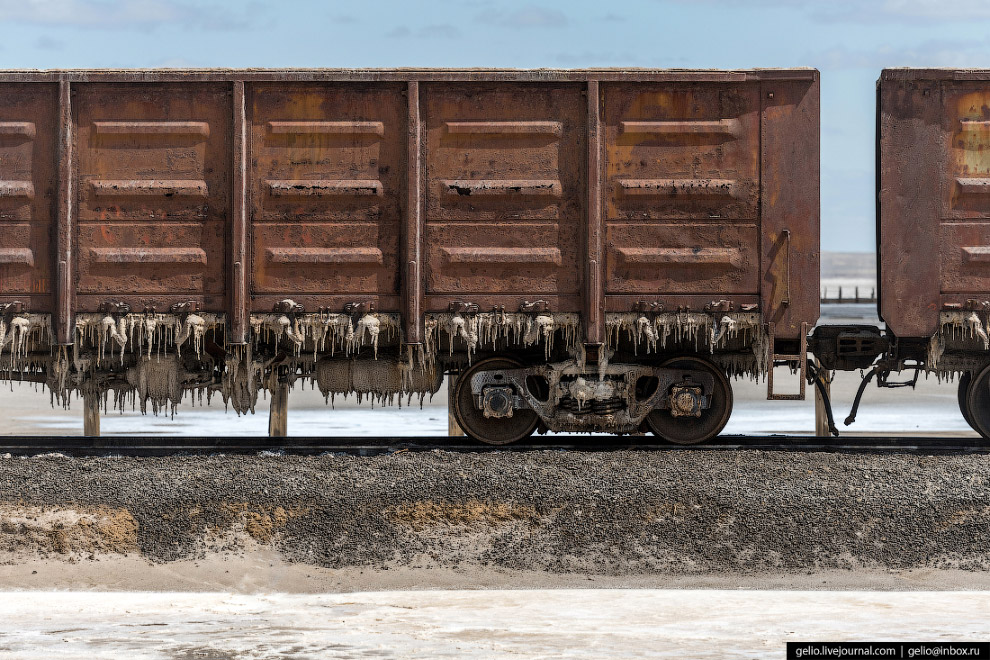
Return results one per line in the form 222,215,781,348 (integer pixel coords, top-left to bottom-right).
0,589,987,659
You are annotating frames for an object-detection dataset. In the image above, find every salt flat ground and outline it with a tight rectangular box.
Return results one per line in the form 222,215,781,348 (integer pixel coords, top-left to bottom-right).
5,372,975,437
0,589,987,660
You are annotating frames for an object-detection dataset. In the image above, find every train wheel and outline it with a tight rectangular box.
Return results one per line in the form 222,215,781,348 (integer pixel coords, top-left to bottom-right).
453,357,539,445
958,371,977,431
645,356,733,445
965,363,990,440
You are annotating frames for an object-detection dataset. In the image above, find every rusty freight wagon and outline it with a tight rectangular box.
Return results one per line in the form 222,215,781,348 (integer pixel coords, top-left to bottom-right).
0,68,820,445
832,68,990,439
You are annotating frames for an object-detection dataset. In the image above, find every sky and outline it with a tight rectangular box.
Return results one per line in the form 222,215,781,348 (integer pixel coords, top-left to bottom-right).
0,0,985,252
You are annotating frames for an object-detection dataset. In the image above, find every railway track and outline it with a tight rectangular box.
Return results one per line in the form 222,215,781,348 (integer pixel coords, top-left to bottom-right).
0,435,988,456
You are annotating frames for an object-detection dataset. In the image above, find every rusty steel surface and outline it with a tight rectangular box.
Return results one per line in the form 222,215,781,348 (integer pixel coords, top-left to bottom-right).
0,83,56,314
249,82,406,318
74,82,231,313
0,69,819,344
424,81,585,320
879,68,990,339
602,81,764,311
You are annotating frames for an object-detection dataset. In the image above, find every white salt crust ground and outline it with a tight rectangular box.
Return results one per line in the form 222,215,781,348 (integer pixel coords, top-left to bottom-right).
2,367,978,437
0,589,988,660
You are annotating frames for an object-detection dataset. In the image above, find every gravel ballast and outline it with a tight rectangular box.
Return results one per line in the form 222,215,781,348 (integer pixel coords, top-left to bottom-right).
1,450,989,574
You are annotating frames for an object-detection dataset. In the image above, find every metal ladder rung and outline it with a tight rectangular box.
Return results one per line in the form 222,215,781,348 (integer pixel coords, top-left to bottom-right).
767,322,809,401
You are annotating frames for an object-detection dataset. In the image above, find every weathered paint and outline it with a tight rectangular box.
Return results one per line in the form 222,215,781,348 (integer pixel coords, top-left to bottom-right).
0,84,56,315
0,69,819,346
879,69,990,339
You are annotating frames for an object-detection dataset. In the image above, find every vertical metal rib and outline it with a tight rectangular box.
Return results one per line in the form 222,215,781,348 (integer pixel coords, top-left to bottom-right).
585,79,604,345
55,79,74,345
230,80,248,344
403,81,424,345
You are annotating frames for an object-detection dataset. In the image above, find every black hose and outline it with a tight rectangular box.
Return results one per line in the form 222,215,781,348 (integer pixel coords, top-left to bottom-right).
807,363,840,437
844,366,880,426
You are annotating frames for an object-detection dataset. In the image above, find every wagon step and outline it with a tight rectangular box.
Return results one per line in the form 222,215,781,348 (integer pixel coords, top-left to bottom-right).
767,322,808,401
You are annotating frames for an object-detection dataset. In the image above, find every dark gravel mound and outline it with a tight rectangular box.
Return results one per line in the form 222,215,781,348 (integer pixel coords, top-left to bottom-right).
1,450,989,573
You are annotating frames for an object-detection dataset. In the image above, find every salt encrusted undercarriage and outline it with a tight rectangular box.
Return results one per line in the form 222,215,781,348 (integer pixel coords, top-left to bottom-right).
465,348,719,434
810,310,990,439
927,311,990,376
1,304,771,442
0,306,437,416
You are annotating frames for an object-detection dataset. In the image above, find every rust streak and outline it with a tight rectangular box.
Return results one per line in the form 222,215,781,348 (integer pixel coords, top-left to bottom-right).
0,248,34,266
442,247,562,266
89,247,207,265
618,178,739,198
617,247,743,267
620,119,741,137
267,120,384,136
0,121,36,138
444,120,562,137
92,121,210,137
265,247,384,265
0,181,35,198
265,179,383,197
442,179,562,197
90,179,209,197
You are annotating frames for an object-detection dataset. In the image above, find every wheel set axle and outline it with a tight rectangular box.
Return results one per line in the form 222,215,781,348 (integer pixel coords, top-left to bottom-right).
453,354,733,446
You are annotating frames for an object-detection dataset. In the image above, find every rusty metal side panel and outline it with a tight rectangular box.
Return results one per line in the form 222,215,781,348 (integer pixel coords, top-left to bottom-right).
937,83,990,305
248,82,405,313
73,83,230,311
603,82,761,303
941,223,990,292
423,82,584,311
878,75,943,338
607,224,759,294
0,83,57,312
760,76,820,339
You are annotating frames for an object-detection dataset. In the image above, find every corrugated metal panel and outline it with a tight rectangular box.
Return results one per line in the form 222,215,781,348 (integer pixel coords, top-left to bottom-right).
423,82,584,311
0,83,56,312
0,69,820,346
603,82,762,305
879,69,990,338
73,83,230,310
249,82,404,313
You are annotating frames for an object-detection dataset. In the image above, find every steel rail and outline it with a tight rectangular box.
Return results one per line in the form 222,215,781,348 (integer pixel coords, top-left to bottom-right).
0,435,987,457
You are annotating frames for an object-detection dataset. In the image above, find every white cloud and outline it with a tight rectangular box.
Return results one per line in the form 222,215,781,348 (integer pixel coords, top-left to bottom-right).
811,38,990,69
662,0,990,23
417,24,460,38
386,24,460,39
477,6,569,28
34,34,64,49
0,0,247,29
554,50,685,67
817,0,990,22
